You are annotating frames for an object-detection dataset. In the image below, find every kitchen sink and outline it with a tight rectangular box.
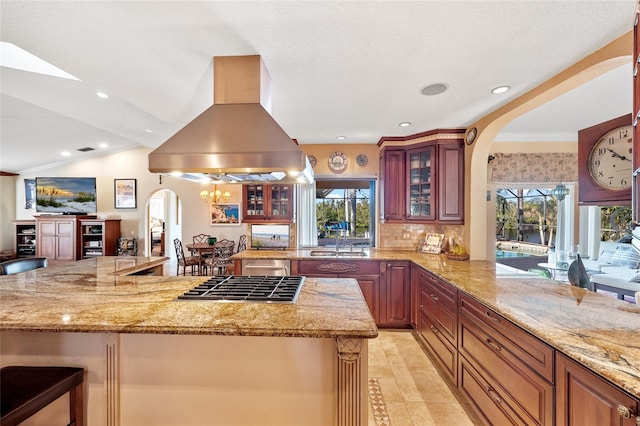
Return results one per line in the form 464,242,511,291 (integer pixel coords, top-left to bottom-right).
308,250,368,257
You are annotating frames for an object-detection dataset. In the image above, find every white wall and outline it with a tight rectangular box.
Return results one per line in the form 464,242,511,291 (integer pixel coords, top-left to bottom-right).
7,147,248,257
1,175,18,252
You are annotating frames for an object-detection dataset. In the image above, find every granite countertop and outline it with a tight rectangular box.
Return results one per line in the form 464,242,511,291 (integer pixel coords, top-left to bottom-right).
234,249,640,399
0,257,378,339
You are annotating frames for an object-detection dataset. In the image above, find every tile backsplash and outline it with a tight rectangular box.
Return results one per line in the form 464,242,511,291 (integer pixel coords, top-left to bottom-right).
378,223,464,250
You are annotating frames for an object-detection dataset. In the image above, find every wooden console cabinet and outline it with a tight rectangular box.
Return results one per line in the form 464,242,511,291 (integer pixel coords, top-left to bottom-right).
79,219,121,258
36,216,81,262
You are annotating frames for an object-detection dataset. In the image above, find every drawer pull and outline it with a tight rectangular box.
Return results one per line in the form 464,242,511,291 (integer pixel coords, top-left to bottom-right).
485,311,500,323
617,405,635,419
430,293,439,301
486,338,502,352
485,386,502,404
430,325,439,334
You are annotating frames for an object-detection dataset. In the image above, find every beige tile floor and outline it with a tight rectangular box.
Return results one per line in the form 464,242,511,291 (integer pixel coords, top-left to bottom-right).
368,330,481,426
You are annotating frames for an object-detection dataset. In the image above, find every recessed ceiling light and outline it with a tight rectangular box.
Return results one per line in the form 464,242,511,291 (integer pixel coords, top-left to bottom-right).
420,83,449,96
336,136,346,140
61,151,71,157
99,143,108,148
96,91,109,99
491,85,510,94
0,41,81,81
399,122,412,127
144,129,153,133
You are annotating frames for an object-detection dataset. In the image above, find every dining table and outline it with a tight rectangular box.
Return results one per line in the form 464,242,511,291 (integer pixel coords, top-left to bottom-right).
185,242,217,275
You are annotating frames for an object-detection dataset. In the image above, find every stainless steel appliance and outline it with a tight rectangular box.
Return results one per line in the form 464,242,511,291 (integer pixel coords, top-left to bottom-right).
241,259,290,276
176,275,304,303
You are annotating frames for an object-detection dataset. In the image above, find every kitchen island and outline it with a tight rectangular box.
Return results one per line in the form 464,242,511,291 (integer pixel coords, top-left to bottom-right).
0,256,378,426
234,249,640,405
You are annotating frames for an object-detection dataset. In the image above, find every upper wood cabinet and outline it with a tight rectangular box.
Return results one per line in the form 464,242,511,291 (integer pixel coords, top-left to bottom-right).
242,184,293,223
379,133,464,223
633,6,640,220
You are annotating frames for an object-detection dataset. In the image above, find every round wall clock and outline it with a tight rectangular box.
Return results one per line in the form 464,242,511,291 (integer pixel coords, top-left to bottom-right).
465,127,477,145
328,151,348,173
356,154,368,166
587,125,633,190
578,114,633,205
308,155,317,168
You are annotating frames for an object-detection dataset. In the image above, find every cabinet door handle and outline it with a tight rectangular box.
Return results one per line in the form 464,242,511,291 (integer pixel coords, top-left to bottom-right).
617,405,635,419
485,338,502,352
430,293,439,301
430,325,439,334
485,311,500,323
485,386,502,404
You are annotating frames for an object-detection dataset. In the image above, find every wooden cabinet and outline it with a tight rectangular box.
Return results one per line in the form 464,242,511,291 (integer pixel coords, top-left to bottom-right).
458,293,554,426
243,184,293,222
379,149,405,222
79,219,121,258
379,261,411,327
415,266,458,382
556,352,639,426
633,5,640,219
297,260,380,323
36,216,81,262
380,138,464,224
13,220,37,258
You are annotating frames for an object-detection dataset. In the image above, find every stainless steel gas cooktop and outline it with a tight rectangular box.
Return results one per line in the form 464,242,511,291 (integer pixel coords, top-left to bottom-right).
176,275,305,303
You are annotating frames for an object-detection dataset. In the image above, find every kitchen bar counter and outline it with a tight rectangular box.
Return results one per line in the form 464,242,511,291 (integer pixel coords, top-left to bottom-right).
0,257,377,425
234,248,640,400
0,256,377,338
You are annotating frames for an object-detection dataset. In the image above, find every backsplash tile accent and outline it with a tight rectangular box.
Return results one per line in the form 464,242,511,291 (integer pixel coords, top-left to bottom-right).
378,223,464,250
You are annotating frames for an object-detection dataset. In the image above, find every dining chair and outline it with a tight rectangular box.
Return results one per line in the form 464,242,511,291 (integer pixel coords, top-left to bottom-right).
205,239,235,275
0,257,48,275
237,234,247,253
173,238,200,276
192,233,211,257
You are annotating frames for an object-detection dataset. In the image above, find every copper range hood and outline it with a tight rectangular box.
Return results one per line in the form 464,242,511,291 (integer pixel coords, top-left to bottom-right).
148,55,313,184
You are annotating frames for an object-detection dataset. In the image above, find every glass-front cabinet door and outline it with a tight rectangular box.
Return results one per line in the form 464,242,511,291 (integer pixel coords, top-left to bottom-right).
243,184,293,223
270,184,291,221
406,146,435,221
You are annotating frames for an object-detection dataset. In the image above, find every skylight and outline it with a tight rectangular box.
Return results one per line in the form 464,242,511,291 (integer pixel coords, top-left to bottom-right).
0,42,80,81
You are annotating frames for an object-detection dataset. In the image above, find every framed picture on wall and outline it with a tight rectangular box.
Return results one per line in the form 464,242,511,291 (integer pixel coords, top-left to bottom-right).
210,203,241,225
114,178,137,209
24,179,35,209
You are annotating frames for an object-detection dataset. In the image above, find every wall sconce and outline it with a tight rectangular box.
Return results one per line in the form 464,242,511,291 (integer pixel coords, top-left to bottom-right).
200,185,230,204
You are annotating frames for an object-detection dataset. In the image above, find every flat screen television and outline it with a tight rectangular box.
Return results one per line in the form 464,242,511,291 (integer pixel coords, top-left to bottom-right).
250,224,290,249
35,177,97,214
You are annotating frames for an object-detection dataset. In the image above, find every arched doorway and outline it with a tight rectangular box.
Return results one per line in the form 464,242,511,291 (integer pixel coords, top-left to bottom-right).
146,189,182,261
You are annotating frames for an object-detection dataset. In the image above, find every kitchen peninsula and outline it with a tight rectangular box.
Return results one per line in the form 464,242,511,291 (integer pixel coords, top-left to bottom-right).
0,256,377,426
234,249,640,424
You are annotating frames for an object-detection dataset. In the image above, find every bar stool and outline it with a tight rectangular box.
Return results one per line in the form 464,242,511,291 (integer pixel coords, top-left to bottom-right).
0,366,85,426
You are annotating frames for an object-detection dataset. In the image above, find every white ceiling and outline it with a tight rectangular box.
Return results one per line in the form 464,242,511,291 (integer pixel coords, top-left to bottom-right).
0,1,636,174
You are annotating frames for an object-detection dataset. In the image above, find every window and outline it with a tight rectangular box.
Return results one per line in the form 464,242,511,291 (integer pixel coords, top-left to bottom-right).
316,179,375,247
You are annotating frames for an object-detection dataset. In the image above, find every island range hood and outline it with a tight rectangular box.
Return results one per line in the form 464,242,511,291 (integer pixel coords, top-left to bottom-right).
148,55,313,184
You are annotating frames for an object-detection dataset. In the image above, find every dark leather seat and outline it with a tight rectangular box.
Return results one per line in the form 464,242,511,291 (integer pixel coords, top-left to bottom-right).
0,257,48,275
1,366,85,426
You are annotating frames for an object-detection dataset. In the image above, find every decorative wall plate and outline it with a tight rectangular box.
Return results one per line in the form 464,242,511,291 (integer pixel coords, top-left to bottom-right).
308,155,317,168
328,151,348,173
356,154,368,166
466,127,477,145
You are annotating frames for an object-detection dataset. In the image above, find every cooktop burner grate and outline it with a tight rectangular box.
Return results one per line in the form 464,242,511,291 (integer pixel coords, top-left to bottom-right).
176,275,305,303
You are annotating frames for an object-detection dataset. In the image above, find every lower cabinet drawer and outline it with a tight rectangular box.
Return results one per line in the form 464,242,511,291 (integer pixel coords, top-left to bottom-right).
418,312,457,383
459,356,526,426
459,318,554,426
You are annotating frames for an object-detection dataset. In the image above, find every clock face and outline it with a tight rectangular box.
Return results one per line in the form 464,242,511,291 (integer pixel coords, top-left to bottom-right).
587,125,633,190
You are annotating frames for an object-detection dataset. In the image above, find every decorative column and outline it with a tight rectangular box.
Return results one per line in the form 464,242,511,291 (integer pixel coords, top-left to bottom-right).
104,333,120,426
336,337,365,426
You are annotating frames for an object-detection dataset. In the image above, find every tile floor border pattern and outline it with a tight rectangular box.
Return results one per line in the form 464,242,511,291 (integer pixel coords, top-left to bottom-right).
369,377,391,426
